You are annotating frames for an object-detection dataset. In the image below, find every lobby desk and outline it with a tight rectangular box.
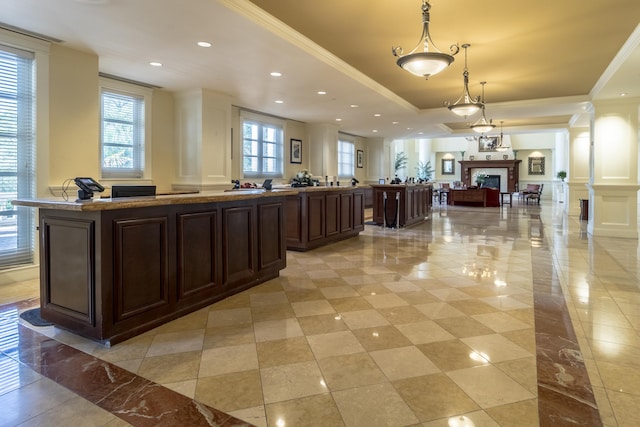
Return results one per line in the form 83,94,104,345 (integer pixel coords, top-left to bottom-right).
371,184,433,227
13,190,294,345
285,186,365,251
449,188,500,207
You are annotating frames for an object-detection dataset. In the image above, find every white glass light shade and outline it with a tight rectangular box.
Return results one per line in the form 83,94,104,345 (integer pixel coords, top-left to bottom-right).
396,52,454,78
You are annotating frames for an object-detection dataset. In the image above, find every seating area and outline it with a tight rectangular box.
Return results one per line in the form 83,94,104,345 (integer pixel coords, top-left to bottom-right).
521,183,544,204
432,181,546,207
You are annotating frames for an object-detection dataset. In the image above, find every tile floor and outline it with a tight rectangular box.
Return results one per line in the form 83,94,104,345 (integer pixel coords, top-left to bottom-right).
0,200,639,426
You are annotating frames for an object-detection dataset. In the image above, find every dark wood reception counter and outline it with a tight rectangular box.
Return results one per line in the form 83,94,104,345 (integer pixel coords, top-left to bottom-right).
285,186,365,251
371,184,433,227
13,190,295,345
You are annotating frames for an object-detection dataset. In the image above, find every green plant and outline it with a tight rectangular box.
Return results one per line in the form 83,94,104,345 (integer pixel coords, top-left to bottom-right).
394,152,408,173
557,170,567,181
416,160,434,181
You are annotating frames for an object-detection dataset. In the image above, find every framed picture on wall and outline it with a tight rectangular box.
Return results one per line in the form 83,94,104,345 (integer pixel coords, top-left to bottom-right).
290,139,302,164
479,136,498,152
528,157,545,175
442,158,454,175
357,150,364,168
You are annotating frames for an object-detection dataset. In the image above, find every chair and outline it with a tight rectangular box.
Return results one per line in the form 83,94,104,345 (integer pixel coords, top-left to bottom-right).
439,183,450,204
526,183,543,204
519,184,540,201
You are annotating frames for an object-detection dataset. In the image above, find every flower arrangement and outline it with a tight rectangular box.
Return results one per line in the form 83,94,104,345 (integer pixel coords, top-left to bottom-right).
292,169,314,187
474,172,488,186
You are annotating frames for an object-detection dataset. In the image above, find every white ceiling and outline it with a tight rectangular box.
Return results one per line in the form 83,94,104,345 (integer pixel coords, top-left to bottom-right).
1,0,639,140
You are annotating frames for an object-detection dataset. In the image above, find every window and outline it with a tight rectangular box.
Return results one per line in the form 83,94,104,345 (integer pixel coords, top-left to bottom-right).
100,79,151,179
0,46,35,268
338,139,355,178
242,114,283,178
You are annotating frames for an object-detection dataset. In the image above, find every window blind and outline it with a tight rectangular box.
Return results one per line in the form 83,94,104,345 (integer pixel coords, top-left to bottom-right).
0,46,35,268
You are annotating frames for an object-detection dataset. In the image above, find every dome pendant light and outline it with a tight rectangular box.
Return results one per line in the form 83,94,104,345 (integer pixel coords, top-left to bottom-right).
470,82,495,133
392,0,460,79
444,44,481,117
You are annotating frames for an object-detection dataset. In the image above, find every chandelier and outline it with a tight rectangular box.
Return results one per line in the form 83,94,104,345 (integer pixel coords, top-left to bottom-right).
392,0,459,79
495,121,510,151
470,82,495,133
444,44,481,117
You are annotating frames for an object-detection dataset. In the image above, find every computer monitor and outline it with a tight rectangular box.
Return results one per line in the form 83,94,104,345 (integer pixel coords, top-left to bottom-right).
111,185,156,198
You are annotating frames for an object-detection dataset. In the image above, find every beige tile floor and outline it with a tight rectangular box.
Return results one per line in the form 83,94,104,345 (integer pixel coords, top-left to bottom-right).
1,201,640,426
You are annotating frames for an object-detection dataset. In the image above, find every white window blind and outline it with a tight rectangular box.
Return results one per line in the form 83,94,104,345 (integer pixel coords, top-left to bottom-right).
101,89,145,178
0,46,35,268
338,139,355,178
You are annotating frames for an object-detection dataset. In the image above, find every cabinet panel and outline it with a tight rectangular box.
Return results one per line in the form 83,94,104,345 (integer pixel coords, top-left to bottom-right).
326,193,340,236
259,202,285,270
353,191,364,230
113,217,170,322
222,206,255,286
177,211,219,300
340,193,353,232
307,194,325,241
41,216,95,325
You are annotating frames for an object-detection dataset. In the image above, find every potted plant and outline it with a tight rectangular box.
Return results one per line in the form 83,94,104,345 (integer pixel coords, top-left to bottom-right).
557,171,567,182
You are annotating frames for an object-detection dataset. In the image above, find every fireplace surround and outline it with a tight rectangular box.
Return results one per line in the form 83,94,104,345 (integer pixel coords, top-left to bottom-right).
460,160,522,192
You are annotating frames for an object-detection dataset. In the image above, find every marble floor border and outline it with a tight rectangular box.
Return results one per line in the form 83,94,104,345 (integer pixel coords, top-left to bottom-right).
0,301,254,427
530,216,602,426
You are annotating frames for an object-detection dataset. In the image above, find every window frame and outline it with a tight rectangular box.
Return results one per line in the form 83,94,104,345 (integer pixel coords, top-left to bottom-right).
241,111,284,179
337,138,355,179
99,78,152,180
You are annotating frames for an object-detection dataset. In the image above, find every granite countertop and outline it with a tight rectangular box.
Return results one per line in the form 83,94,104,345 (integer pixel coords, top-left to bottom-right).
12,189,298,212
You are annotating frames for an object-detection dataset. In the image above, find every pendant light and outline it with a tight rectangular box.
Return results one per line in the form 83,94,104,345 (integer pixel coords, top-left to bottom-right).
444,44,481,117
470,82,495,133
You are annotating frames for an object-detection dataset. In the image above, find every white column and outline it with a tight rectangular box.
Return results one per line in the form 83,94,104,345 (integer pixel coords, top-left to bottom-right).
365,137,386,183
554,131,569,204
307,123,339,183
173,89,232,190
588,99,640,238
566,127,590,215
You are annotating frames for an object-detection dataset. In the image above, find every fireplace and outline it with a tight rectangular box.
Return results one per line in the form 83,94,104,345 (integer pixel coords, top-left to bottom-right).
482,175,500,189
459,160,522,193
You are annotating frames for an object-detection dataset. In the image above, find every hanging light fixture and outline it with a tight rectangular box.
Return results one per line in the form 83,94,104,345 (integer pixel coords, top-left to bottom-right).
444,44,481,117
470,82,495,133
495,121,511,151
392,0,459,79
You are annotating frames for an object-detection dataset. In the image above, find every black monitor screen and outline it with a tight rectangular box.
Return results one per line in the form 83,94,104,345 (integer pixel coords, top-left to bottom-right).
111,185,156,198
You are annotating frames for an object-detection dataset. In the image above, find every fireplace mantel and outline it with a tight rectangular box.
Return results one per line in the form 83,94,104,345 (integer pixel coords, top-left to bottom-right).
459,160,522,192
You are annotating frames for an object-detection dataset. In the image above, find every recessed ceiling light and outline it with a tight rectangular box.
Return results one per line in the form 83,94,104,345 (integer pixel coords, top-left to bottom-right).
392,121,399,125
270,72,282,77
317,91,327,95
197,41,212,48
620,92,628,97
374,113,381,117
350,104,359,108
275,100,284,104
372,130,378,133
149,62,162,67
336,118,342,122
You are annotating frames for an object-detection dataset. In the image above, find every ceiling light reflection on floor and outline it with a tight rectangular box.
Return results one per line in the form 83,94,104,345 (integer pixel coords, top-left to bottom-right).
448,415,476,427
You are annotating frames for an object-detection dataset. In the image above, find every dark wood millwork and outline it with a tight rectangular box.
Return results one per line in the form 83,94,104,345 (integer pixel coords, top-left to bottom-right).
285,187,365,251
371,184,433,227
459,160,522,192
37,195,287,346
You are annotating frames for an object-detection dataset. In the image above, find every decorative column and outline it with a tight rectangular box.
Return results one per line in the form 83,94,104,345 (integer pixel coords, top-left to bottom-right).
307,123,339,183
365,137,386,183
588,99,639,238
566,127,590,216
173,89,232,190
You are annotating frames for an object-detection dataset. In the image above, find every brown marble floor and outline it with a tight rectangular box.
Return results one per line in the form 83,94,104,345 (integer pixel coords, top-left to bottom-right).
0,200,638,426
